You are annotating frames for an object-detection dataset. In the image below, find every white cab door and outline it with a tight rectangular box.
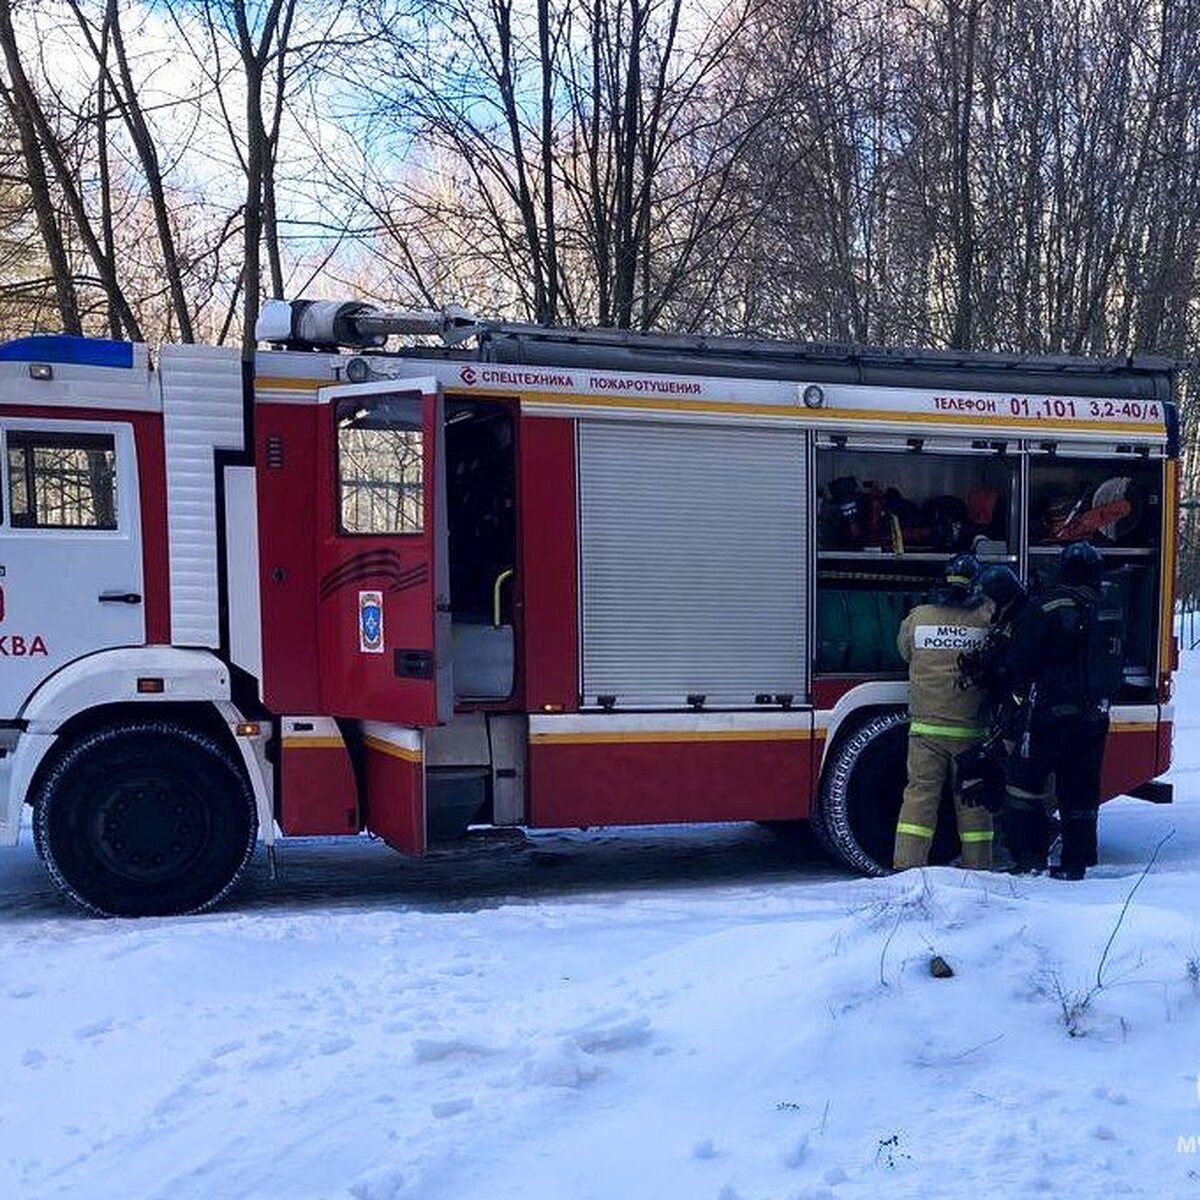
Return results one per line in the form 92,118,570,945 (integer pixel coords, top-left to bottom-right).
0,419,145,719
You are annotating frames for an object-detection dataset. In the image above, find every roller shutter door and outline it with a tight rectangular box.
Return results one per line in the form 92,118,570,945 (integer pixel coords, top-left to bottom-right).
578,420,807,708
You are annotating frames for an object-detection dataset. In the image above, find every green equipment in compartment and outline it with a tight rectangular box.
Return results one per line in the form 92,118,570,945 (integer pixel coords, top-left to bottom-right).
817,590,852,673
817,588,920,674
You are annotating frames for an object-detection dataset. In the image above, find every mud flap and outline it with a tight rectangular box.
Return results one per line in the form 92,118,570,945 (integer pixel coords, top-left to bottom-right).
362,722,425,854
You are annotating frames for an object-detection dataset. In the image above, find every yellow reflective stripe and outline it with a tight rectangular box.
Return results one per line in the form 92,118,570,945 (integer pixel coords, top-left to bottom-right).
960,830,994,843
1041,597,1075,611
897,822,935,839
910,721,985,738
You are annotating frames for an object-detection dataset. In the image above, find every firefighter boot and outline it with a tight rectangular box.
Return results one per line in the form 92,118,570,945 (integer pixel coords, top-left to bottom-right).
1001,776,1053,873
1056,807,1099,877
894,735,950,870
1049,863,1086,881
953,799,994,869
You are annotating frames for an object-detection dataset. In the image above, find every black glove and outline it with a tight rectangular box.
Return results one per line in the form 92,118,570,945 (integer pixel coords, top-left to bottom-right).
956,745,1006,812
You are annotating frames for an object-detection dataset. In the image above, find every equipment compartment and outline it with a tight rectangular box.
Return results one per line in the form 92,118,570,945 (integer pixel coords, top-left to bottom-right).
816,445,1018,559
1027,455,1163,697
814,443,1017,675
1028,456,1160,549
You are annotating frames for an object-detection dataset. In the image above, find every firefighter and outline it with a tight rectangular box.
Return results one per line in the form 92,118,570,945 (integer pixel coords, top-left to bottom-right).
955,565,1030,840
958,565,1028,703
1001,541,1120,879
893,553,994,871
977,565,1028,667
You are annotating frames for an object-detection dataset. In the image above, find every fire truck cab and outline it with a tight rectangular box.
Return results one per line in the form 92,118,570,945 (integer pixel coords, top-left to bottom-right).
0,305,1179,914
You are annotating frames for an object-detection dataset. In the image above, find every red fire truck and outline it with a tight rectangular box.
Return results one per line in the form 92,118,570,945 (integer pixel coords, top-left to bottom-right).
0,300,1179,914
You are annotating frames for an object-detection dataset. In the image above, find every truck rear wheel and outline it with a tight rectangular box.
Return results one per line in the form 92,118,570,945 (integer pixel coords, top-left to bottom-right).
34,721,257,917
813,711,959,875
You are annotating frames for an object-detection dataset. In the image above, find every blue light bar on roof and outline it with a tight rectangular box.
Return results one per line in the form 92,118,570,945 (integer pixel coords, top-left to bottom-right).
0,335,133,369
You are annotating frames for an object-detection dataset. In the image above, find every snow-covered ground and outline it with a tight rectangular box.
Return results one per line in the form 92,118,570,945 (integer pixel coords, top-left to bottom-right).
3,674,1200,1199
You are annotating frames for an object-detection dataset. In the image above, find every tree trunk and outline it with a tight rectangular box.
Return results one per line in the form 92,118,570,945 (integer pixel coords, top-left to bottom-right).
949,0,979,349
0,0,141,339
96,9,120,339
104,0,195,341
230,0,287,359
537,0,558,323
0,75,79,333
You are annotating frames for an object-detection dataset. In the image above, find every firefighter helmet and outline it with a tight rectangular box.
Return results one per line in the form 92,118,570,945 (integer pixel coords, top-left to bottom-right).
1059,540,1104,587
977,564,1025,613
941,553,981,600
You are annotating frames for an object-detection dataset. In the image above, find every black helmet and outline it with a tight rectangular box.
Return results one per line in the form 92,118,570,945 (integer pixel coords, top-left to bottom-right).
978,564,1025,612
941,553,981,600
1059,540,1103,587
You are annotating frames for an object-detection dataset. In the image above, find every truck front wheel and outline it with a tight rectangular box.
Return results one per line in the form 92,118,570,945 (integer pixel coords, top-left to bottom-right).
812,711,959,875
34,722,257,917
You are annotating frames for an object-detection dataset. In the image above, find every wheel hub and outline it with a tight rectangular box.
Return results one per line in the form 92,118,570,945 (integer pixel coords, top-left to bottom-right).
92,774,208,883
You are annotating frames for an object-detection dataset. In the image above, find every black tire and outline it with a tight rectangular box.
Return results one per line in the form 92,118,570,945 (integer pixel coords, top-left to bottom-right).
756,820,828,860
813,710,959,875
31,799,48,863
34,721,257,917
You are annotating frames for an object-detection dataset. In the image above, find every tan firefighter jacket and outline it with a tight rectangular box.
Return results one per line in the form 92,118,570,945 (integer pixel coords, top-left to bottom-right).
897,601,992,736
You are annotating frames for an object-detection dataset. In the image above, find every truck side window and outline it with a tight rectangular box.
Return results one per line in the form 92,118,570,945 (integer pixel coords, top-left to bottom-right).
336,395,424,534
7,431,117,530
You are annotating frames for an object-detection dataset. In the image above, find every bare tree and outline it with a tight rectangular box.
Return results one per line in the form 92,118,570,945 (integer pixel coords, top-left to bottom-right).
356,0,795,329
64,0,196,341
0,70,80,334
195,0,298,357
0,0,144,337
0,0,1198,401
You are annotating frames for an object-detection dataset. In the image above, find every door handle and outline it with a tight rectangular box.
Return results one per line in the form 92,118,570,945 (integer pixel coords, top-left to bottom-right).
492,568,515,627
98,591,142,605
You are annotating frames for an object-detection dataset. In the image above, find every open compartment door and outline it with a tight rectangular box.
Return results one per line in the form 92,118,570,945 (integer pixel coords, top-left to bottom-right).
316,378,450,726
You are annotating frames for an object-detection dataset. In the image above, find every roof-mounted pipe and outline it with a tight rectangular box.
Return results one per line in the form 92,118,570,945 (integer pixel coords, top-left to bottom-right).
256,298,483,350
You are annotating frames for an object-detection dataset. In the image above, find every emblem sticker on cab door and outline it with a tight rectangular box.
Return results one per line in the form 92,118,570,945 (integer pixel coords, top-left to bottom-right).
359,590,384,653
